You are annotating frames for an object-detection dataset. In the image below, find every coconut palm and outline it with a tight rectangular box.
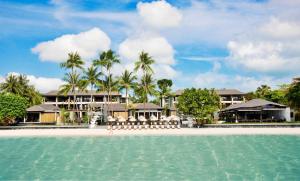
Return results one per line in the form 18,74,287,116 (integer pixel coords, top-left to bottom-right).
119,70,137,106
82,65,102,101
139,73,156,116
59,72,85,123
0,74,22,94
0,74,42,106
157,79,173,113
97,50,120,115
134,51,155,115
134,51,155,75
60,52,84,73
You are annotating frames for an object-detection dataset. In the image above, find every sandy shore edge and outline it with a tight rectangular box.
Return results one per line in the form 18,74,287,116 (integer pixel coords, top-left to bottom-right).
0,128,300,137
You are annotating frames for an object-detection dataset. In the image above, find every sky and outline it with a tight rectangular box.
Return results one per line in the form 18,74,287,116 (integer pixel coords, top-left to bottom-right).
0,0,300,93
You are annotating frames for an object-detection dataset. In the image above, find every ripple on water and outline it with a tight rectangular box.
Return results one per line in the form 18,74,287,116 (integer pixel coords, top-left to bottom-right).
0,136,300,180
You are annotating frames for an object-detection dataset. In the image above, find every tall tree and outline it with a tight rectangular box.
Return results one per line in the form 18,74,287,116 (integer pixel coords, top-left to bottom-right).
287,82,300,109
157,79,173,108
59,52,85,122
255,85,272,98
0,74,42,106
0,74,22,95
177,88,220,124
98,50,120,115
137,73,156,116
82,65,102,101
134,51,155,75
60,52,84,73
134,51,155,115
119,70,137,106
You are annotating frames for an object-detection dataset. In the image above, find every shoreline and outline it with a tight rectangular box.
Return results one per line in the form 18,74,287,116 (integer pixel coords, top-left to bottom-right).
0,128,300,137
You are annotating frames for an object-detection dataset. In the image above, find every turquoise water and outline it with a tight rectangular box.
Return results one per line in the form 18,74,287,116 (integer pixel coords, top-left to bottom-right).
0,136,300,180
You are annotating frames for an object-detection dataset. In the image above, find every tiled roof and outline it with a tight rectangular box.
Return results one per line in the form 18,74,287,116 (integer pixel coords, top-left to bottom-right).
215,89,246,95
133,103,162,110
27,104,60,112
43,90,120,96
221,99,287,111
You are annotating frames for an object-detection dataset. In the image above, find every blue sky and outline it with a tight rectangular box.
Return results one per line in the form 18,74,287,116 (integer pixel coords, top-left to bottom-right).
0,0,300,93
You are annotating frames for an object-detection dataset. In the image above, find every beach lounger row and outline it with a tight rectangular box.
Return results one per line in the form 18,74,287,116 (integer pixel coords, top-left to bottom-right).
106,115,181,130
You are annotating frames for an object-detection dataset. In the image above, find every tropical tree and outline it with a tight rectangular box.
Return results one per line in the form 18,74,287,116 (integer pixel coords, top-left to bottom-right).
177,88,220,125
119,70,137,106
0,74,42,106
137,73,156,116
255,85,272,98
82,65,102,101
95,50,120,115
59,52,85,123
134,51,155,115
157,79,173,112
0,74,22,94
59,72,86,123
0,93,28,125
60,52,84,73
134,51,155,75
287,82,300,109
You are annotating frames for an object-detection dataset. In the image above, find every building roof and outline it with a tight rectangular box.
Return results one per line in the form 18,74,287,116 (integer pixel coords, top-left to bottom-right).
133,103,162,110
104,103,127,112
43,90,121,96
27,104,60,112
172,89,245,96
215,89,246,95
221,99,287,112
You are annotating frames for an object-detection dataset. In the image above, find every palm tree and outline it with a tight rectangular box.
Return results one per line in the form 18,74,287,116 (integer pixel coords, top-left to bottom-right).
255,85,271,98
119,70,137,106
82,65,102,121
82,65,102,102
60,52,84,73
0,74,42,106
98,74,119,116
157,79,173,114
0,74,22,94
97,50,120,116
139,73,156,116
59,72,85,123
134,51,155,116
134,51,155,75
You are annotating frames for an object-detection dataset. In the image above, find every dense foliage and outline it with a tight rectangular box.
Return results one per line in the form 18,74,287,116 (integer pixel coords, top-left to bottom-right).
177,88,220,124
246,84,288,105
287,82,300,109
0,74,42,106
0,93,28,125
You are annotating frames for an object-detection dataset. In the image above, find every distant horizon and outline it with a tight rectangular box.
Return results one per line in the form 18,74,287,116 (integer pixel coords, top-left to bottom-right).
1,0,300,93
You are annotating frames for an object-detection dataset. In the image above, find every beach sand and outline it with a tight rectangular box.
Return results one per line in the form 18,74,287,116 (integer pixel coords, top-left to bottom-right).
0,128,300,137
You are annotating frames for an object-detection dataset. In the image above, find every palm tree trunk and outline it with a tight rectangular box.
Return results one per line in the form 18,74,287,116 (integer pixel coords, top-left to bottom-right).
126,88,128,107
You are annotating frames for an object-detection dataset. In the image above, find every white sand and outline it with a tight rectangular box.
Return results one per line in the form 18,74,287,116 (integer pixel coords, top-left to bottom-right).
0,128,300,137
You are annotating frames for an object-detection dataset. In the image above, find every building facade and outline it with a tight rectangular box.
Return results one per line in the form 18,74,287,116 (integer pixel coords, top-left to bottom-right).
42,90,123,118
163,89,246,111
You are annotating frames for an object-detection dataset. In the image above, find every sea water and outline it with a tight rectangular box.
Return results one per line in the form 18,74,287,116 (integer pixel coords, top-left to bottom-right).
0,136,300,180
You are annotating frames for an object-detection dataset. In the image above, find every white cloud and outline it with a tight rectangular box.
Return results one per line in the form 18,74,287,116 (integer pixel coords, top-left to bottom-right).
26,75,64,93
137,0,182,29
118,33,175,65
117,33,178,79
227,18,300,73
32,27,111,62
260,17,300,39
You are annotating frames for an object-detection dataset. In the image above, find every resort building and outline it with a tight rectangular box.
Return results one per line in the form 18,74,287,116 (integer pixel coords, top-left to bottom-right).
25,90,163,124
219,99,291,122
26,104,60,123
163,89,246,112
42,90,123,118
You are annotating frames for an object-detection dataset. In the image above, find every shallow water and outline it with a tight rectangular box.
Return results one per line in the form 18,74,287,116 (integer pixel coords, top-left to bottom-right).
0,136,300,180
